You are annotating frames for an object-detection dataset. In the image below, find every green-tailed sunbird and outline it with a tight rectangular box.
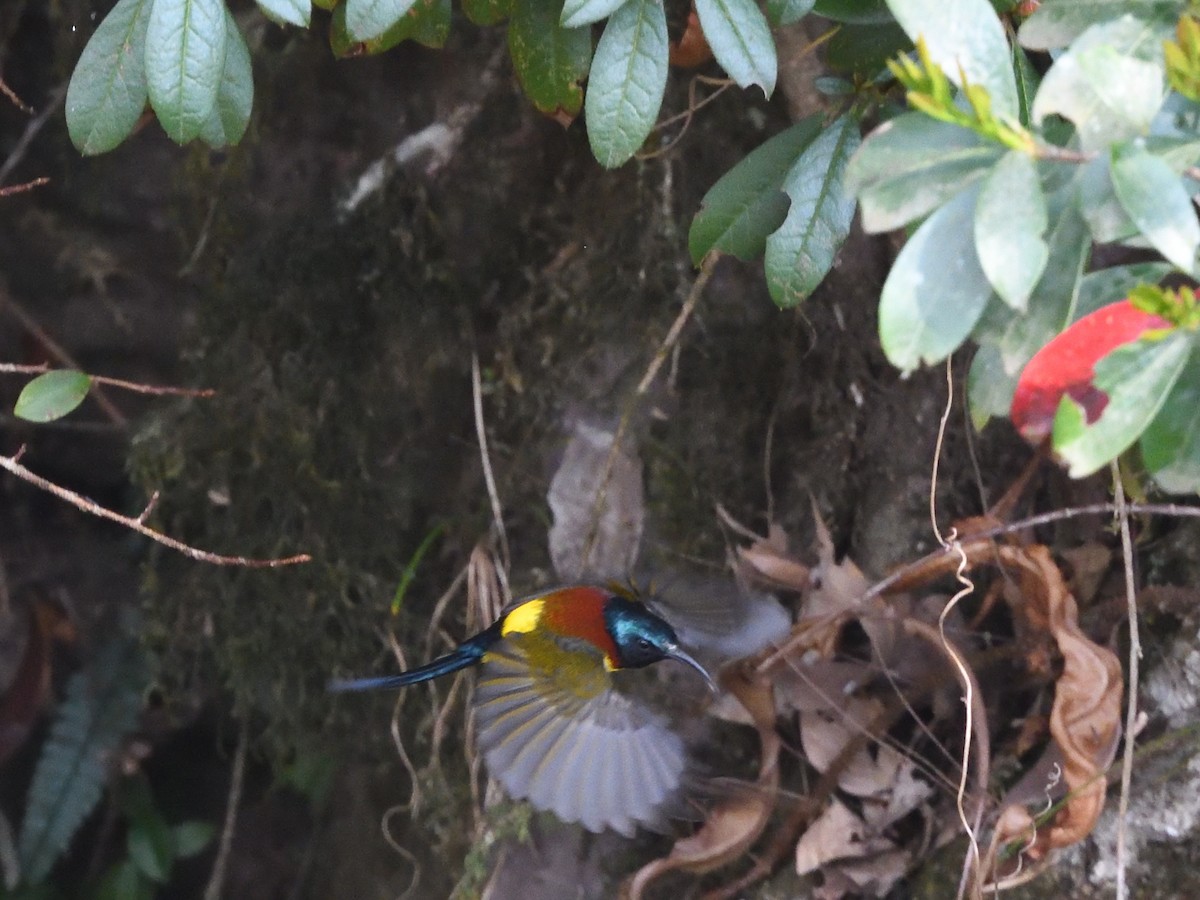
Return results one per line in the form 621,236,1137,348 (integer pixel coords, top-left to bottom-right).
330,584,716,835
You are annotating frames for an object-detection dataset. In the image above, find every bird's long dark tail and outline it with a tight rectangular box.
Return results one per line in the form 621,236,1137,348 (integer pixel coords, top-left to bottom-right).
328,631,495,692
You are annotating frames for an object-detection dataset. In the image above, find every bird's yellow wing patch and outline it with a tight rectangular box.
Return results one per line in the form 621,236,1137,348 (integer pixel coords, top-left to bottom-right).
499,598,545,636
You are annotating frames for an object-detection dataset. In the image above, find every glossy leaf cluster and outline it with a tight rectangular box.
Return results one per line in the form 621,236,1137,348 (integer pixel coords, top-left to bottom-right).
841,0,1200,492
66,0,253,153
60,0,1200,492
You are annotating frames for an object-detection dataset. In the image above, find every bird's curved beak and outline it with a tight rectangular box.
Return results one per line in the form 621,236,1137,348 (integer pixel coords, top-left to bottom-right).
666,645,718,694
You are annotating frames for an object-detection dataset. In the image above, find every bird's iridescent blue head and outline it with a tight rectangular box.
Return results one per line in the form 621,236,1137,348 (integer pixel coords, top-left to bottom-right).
602,595,717,692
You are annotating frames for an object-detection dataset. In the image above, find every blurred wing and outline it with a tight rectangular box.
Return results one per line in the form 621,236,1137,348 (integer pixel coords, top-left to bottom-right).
644,577,791,658
474,632,686,837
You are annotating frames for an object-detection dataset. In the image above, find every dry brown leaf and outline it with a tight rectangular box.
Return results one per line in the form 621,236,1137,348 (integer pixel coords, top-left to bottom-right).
797,799,909,899
991,545,1123,869
737,543,811,592
864,762,935,830
799,697,906,798
808,507,870,618
829,848,911,896
795,798,868,875
775,658,874,714
626,667,780,898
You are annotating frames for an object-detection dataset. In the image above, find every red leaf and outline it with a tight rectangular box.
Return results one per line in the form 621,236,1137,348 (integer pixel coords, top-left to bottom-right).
669,7,712,69
1010,300,1171,443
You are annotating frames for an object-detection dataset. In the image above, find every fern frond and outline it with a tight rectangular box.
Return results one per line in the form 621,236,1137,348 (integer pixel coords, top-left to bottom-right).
17,618,146,884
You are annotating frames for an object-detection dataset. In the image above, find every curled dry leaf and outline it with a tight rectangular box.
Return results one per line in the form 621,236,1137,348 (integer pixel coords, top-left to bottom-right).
737,542,811,592
990,545,1123,871
626,667,780,899
876,537,1122,879
735,520,810,593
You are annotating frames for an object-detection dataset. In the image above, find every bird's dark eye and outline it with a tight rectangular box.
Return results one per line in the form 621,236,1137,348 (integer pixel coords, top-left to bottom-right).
637,637,652,650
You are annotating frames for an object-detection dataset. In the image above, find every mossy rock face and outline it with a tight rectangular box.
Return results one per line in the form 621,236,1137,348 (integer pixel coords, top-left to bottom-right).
131,181,477,760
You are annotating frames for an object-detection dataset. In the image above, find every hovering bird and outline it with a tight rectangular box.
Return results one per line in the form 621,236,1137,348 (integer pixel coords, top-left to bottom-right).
330,585,717,835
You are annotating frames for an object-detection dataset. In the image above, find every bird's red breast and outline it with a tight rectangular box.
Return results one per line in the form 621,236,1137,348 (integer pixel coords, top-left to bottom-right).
499,586,621,670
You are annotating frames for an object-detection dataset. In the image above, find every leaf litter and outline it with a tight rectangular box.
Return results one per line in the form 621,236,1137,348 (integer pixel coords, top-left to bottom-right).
623,508,1126,897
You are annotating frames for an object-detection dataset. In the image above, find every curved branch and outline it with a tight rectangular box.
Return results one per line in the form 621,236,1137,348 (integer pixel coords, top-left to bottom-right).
0,448,310,568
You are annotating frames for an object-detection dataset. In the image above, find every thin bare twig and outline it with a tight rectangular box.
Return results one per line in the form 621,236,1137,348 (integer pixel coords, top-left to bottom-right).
203,723,248,900
636,77,733,161
0,362,216,399
471,353,510,590
863,501,1200,602
0,84,64,188
1113,462,1140,900
580,252,720,571
0,176,48,198
0,290,127,425
0,448,310,568
0,76,32,113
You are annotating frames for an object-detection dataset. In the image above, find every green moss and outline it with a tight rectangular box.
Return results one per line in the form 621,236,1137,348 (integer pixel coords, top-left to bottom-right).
130,181,478,763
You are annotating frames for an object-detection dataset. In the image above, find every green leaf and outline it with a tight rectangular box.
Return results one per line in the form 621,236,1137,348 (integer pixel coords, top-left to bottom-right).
1053,330,1193,477
812,0,893,23
14,370,93,423
688,116,824,264
585,0,668,168
255,0,311,26
120,776,174,883
879,184,992,371
18,619,146,883
1020,0,1182,50
1076,154,1139,243
824,20,912,77
768,0,816,27
561,0,628,28
1031,16,1167,153
764,113,860,307
846,112,1002,232
996,197,1091,370
885,0,1018,119
128,821,173,883
172,821,216,859
65,0,152,155
967,342,1017,428
199,7,253,147
1142,346,1200,492
463,0,511,22
509,0,592,119
332,0,451,54
695,0,777,97
1012,43,1039,128
145,0,228,143
97,860,152,900
1111,139,1200,274
1075,262,1173,321
345,0,419,41
974,150,1048,311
